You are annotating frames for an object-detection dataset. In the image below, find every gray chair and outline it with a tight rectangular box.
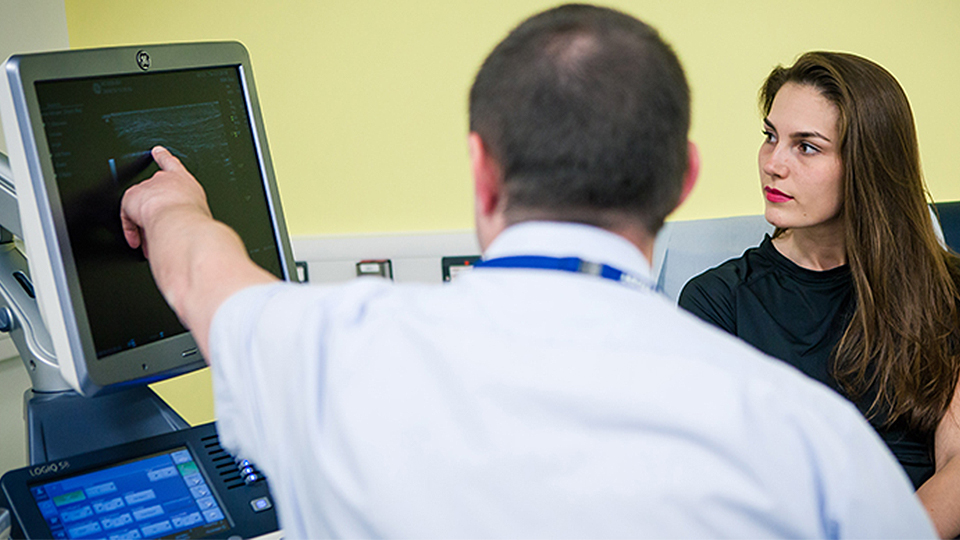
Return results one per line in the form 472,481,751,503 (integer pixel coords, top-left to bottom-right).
652,215,772,303
652,207,946,304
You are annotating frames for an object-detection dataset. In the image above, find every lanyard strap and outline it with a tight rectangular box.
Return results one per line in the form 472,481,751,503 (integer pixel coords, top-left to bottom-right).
473,255,654,291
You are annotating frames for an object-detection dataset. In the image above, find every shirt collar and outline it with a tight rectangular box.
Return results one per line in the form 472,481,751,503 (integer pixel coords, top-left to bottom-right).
483,221,653,280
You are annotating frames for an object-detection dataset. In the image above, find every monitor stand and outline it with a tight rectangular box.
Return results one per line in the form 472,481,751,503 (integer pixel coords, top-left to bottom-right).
2,246,193,465
24,386,190,465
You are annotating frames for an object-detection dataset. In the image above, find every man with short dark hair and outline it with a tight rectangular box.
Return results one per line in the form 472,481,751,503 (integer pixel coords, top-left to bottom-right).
120,4,934,538
469,4,690,239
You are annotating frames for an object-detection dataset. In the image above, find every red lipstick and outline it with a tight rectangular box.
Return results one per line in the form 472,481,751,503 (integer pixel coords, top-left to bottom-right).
764,187,793,203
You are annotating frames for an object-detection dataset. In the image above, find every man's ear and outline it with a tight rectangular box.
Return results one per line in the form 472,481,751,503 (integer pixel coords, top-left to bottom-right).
675,141,700,209
469,132,502,217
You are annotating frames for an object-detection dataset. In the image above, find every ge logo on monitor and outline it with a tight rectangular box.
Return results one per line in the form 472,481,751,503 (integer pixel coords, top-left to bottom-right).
136,50,150,71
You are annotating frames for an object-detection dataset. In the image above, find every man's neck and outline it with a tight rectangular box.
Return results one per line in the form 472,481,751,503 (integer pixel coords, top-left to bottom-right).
606,223,655,266
499,211,655,267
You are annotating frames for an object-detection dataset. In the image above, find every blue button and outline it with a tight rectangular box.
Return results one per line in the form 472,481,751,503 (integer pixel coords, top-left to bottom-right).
244,473,259,484
250,497,272,512
183,473,204,487
203,508,225,523
240,466,255,476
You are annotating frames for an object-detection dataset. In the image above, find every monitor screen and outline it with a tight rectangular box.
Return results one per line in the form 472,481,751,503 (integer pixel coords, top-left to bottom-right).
35,66,281,358
29,446,230,539
0,42,294,394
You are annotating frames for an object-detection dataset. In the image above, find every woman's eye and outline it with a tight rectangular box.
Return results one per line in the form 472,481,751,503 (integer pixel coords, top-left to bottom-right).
762,130,776,143
798,142,819,155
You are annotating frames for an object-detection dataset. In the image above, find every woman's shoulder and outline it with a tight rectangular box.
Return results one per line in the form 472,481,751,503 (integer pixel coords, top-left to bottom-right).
677,236,777,333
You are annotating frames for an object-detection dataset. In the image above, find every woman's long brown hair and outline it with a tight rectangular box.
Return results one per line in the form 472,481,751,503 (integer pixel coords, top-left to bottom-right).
761,51,960,435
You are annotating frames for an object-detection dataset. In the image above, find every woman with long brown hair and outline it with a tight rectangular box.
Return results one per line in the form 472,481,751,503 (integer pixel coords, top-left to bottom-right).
679,51,960,536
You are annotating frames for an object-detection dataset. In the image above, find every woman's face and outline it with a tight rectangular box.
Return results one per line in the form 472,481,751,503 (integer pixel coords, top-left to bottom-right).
758,82,844,234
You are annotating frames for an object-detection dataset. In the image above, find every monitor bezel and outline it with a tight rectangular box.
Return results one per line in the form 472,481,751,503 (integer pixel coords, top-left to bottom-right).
0,42,294,395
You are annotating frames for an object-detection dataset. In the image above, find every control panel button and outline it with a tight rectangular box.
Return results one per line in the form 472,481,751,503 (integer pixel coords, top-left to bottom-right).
250,496,273,513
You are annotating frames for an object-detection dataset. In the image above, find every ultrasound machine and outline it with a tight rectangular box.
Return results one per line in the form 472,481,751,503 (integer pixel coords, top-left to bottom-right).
0,42,291,539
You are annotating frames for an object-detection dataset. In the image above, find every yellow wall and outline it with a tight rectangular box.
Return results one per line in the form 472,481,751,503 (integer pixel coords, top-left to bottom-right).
64,0,960,236
64,1,960,421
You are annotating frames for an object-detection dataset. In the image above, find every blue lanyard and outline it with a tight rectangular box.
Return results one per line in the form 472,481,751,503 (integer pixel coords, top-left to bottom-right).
473,255,654,291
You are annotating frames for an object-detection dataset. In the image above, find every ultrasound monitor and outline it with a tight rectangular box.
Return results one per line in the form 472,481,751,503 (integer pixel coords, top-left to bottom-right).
0,42,295,395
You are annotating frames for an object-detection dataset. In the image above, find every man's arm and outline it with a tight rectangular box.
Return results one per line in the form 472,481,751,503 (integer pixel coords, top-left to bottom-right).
120,146,279,360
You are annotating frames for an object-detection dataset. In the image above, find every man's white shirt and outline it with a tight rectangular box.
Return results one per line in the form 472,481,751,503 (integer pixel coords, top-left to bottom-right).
210,221,935,539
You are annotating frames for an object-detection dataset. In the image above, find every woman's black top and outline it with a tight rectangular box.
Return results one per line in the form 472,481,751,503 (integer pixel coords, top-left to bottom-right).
678,235,934,489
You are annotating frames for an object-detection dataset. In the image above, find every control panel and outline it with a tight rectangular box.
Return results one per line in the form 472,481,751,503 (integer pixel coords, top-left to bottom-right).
0,423,278,539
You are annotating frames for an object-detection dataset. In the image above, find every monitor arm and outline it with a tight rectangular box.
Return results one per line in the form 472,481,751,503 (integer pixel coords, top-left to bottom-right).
0,151,70,393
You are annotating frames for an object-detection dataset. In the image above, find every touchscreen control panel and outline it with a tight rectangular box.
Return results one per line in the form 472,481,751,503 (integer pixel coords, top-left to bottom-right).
1,423,278,539
30,447,228,539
